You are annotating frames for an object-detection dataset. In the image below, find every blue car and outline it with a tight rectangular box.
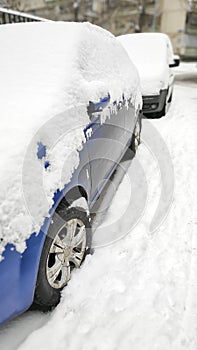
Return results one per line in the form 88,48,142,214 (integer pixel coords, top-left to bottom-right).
0,21,142,325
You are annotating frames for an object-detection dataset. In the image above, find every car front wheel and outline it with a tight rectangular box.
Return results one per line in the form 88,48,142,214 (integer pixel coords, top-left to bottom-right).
34,206,92,309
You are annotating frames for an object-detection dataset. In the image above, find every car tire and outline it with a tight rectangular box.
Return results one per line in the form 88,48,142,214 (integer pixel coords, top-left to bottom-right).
34,206,92,310
130,116,142,154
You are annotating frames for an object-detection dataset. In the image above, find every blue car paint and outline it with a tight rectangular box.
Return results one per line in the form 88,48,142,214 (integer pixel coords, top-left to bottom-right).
37,142,47,159
91,95,110,112
0,235,45,325
0,188,88,326
0,99,136,326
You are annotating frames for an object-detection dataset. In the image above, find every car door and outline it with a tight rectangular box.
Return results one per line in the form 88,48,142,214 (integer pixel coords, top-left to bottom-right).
84,96,126,202
124,98,139,145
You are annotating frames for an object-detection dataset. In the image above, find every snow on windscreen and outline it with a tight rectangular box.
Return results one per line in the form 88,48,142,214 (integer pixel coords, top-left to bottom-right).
0,21,141,256
118,33,174,95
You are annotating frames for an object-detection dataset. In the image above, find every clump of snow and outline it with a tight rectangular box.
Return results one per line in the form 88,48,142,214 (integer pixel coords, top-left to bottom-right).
118,32,174,95
0,21,141,255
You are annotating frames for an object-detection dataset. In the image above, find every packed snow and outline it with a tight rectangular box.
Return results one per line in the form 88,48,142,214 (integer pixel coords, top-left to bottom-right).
118,33,175,95
0,21,141,256
0,63,196,350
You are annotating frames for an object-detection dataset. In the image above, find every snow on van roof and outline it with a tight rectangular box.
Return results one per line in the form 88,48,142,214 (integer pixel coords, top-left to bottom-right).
118,33,174,95
0,21,141,255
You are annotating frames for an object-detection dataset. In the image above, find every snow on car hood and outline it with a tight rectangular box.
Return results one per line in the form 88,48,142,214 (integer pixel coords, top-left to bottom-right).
118,33,174,95
137,62,169,95
0,21,141,256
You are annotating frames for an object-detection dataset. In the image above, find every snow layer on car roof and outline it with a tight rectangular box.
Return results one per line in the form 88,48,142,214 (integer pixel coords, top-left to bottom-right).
0,21,142,256
118,33,174,95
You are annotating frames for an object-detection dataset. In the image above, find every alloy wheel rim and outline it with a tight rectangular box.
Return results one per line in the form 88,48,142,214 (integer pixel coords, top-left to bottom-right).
46,218,86,289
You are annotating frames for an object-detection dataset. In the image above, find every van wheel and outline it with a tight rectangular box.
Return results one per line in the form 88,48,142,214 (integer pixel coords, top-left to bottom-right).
34,207,92,310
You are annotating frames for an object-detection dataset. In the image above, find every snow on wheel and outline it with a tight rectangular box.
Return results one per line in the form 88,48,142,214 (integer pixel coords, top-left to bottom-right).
34,207,92,309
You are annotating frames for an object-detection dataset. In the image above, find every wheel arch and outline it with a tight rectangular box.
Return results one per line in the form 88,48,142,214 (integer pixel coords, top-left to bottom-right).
57,185,88,211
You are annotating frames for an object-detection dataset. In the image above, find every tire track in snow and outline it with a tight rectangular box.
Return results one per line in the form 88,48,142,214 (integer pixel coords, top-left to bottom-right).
170,82,197,349
147,82,197,349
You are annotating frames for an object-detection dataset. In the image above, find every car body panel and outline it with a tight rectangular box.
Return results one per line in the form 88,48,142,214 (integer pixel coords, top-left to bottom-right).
0,234,45,325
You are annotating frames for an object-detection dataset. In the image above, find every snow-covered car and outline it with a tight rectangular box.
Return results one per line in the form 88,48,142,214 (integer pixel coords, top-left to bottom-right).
0,22,142,325
118,33,180,118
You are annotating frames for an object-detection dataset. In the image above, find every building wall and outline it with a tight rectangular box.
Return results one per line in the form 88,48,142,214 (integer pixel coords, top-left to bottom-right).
161,0,187,33
160,0,197,57
160,0,187,54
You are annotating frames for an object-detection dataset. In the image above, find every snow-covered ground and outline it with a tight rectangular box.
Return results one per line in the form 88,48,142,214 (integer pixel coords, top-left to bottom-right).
0,64,196,349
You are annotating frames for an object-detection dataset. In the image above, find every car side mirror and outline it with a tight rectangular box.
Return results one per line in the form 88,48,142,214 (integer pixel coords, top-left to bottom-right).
88,94,110,116
169,55,180,68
